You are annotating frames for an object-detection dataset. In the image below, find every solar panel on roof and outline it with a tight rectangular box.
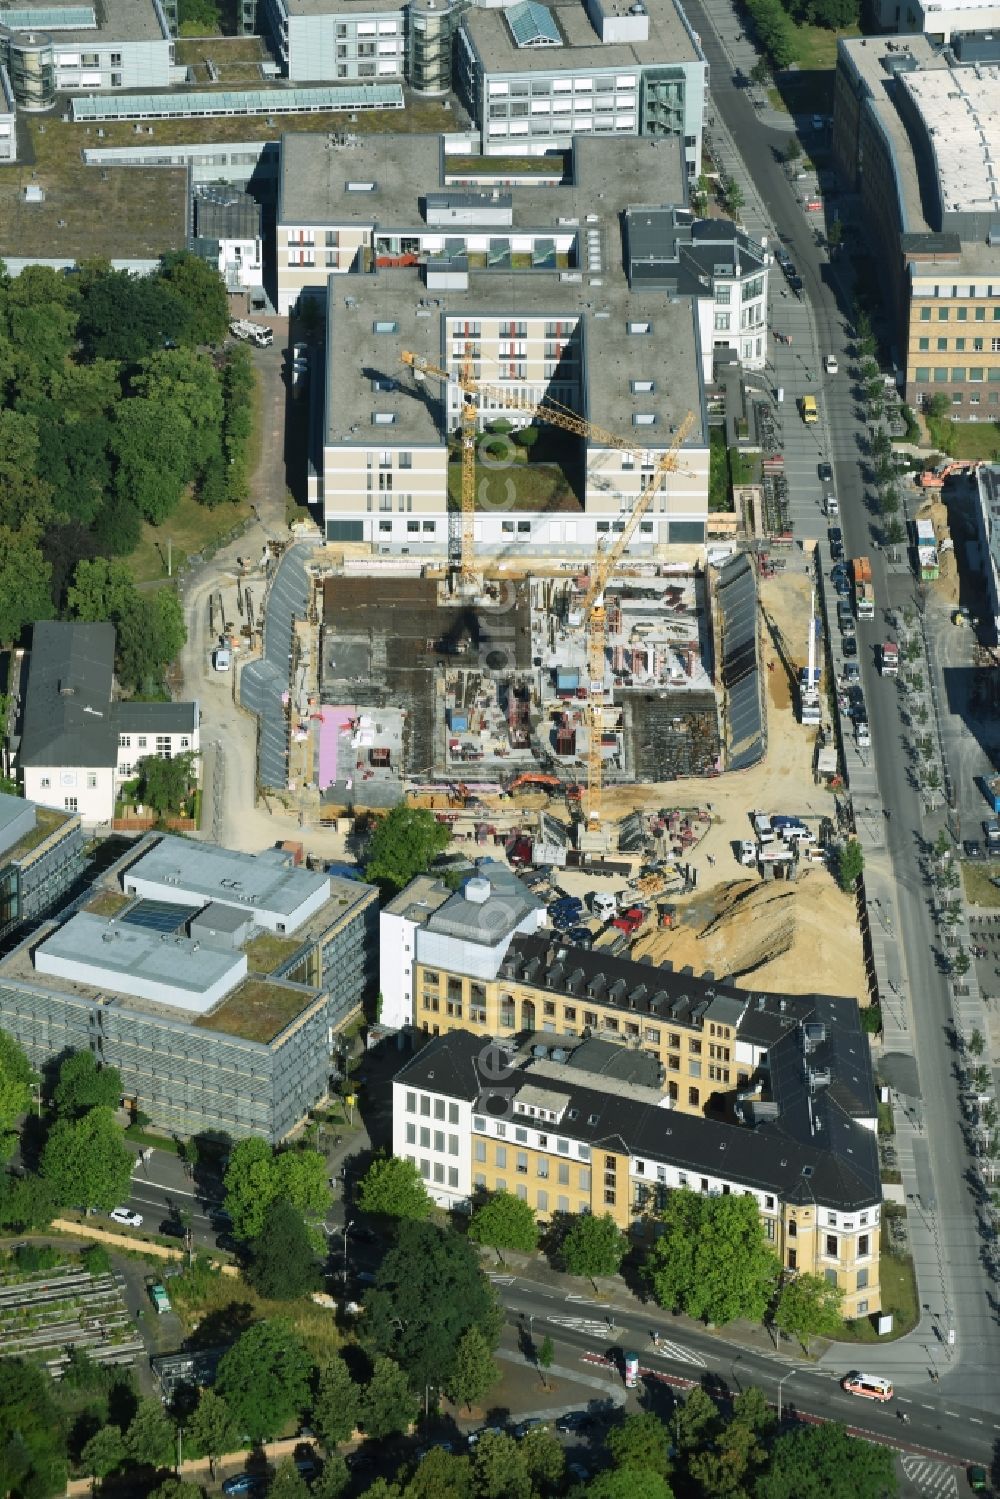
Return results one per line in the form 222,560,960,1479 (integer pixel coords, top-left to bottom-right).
70,83,404,122
120,899,200,935
1,6,96,27
506,0,563,47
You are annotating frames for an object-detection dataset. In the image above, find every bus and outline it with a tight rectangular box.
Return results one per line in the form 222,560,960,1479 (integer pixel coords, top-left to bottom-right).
800,394,818,424
842,1372,893,1402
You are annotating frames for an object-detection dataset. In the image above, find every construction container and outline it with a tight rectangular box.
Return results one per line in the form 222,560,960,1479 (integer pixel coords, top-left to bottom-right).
556,669,580,695
279,840,304,866
556,728,577,756
449,710,469,732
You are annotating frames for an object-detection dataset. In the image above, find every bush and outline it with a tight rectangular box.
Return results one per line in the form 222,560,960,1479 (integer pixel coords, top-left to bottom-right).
82,1244,112,1275
14,1244,62,1272
513,426,540,449
860,1005,882,1036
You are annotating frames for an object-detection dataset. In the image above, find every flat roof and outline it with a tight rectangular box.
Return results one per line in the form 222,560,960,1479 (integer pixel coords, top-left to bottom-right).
287,0,405,12
384,872,454,923
462,0,699,74
193,976,323,1043
35,911,243,1001
279,131,686,231
327,270,702,447
2,0,168,42
71,83,404,121
123,834,330,923
900,65,1000,218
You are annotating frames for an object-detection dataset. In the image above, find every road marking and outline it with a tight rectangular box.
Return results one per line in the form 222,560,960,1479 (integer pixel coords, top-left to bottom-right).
548,1316,612,1337
488,1275,515,1286
645,1343,709,1370
969,1417,982,1424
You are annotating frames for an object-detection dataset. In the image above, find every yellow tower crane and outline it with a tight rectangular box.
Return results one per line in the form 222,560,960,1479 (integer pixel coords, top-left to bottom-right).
399,350,693,825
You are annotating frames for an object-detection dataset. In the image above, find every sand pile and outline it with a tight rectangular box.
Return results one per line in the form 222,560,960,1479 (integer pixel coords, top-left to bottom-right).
918,499,960,605
632,868,868,1003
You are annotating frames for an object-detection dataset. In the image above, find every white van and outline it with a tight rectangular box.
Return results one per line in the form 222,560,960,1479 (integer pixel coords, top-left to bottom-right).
589,891,618,921
738,840,757,867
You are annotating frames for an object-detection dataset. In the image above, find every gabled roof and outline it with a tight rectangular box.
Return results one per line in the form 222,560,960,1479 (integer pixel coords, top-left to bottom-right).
19,621,117,769
506,0,563,47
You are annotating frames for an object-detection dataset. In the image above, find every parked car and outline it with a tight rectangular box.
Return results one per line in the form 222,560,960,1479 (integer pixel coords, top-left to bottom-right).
842,636,858,658
568,927,594,948
818,461,833,483
823,354,839,374
842,661,861,684
830,537,845,561
222,1478,266,1496
514,1419,548,1439
109,1207,142,1228
468,1426,505,1447
964,840,985,860
556,1412,590,1434
833,574,850,597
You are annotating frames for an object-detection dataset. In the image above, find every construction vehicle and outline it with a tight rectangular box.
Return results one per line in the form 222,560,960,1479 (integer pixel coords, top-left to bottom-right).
851,556,874,620
401,348,693,828
799,592,822,725
229,319,273,348
917,459,982,490
879,641,899,676
612,905,646,936
913,517,939,580
509,773,562,794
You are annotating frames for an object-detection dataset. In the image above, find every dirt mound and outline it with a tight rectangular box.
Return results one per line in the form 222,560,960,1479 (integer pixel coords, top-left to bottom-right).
632,868,867,1002
918,499,960,604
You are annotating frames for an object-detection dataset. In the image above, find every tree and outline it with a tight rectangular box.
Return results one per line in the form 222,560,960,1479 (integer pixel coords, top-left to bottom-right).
66,559,187,696
215,1320,312,1443
364,1220,502,1396
926,393,949,420
148,1483,204,1499
360,1357,418,1440
774,1273,845,1351
468,1191,539,1258
125,1398,176,1469
750,58,771,87
469,1432,532,1499
783,137,801,163
586,1471,674,1499
311,1455,350,1499
401,1447,471,1499
520,1426,564,1491
827,219,844,252
78,270,190,364
0,1028,35,1152
0,409,53,529
357,1155,432,1221
755,1420,898,1499
269,1460,309,1499
223,1138,331,1243
560,1212,628,1287
188,1390,238,1477
80,1426,126,1489
248,1198,321,1300
0,1357,68,1499
134,753,197,818
537,1334,554,1391
0,1171,56,1232
178,0,222,31
40,1106,133,1213
607,1412,671,1475
311,1354,360,1447
446,1325,499,1409
112,394,190,525
969,1028,986,1057
159,252,229,346
0,523,52,647
836,839,864,892
364,805,451,894
52,1051,122,1119
724,180,745,219
646,1191,779,1325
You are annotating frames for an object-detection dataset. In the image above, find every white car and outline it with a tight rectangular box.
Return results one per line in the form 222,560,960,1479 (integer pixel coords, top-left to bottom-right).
109,1207,143,1228
823,354,839,375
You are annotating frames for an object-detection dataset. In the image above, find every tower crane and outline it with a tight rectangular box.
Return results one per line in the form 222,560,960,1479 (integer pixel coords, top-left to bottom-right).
400,349,693,827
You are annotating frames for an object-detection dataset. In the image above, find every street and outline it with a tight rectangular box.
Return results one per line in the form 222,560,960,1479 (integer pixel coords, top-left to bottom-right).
684,0,1000,1412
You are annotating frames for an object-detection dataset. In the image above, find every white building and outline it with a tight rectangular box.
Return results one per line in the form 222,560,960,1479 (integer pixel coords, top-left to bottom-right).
258,0,406,81
17,622,199,827
192,183,264,294
0,0,176,110
456,0,706,172
871,0,1000,42
0,63,15,161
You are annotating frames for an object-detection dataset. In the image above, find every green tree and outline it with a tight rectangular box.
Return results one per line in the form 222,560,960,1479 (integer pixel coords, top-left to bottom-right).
468,1190,539,1258
969,1028,986,1057
159,252,229,346
269,1460,309,1499
750,57,771,87
188,1389,238,1477
311,1455,350,1499
926,393,949,420
215,1320,312,1443
0,1171,57,1232
674,1387,720,1454
223,1138,331,1243
724,180,745,219
585,1471,674,1499
0,1357,68,1499
53,1051,122,1119
311,1353,360,1447
80,1426,126,1489
125,1398,176,1469
647,1191,780,1325
148,1482,204,1499
112,395,190,524
364,1220,502,1396
360,1357,418,1440
78,271,190,364
178,0,222,30
560,1211,628,1287
469,1432,532,1499
607,1412,671,1474
134,753,197,818
0,409,53,529
364,805,451,894
446,1325,499,1409
40,1106,133,1213
827,220,844,252
537,1334,554,1391
357,1154,432,1221
248,1198,321,1301
0,1028,35,1153
0,523,52,647
774,1273,844,1350
66,559,187,696
783,138,802,163
401,1447,471,1499
755,1420,898,1499
836,839,864,892
520,1425,564,1491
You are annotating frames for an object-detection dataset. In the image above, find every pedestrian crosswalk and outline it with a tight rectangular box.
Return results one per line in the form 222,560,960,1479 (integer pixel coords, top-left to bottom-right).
900,1455,959,1498
644,1339,709,1370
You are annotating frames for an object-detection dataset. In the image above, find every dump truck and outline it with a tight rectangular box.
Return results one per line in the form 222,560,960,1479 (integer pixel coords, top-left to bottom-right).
880,641,899,676
851,556,875,620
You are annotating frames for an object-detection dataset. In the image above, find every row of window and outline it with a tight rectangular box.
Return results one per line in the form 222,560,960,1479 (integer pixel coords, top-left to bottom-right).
915,337,1000,354
473,1177,578,1211
410,1156,461,1189
119,735,186,752
474,1142,592,1185
917,284,999,299
403,1091,461,1123
917,305,1000,322
404,1123,460,1155
912,368,1000,385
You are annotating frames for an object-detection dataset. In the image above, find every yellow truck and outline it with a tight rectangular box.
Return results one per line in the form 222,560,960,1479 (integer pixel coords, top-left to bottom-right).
800,394,818,424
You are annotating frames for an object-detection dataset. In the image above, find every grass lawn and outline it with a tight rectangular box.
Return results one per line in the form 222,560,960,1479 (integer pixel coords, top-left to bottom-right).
170,1259,344,1361
877,1100,895,1136
962,860,1000,907
839,1212,918,1343
245,930,303,974
126,490,252,588
925,416,1000,463
174,36,265,64
447,457,580,512
792,25,852,71
195,977,314,1043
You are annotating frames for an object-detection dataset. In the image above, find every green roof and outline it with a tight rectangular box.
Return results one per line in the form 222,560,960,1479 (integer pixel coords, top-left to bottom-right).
506,1,562,47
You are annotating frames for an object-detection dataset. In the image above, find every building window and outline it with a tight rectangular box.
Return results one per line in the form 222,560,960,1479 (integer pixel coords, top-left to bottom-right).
688,1086,699,1107
119,735,131,748
919,307,930,320
64,797,78,812
448,1167,459,1188
475,1140,486,1162
558,1163,569,1185
857,1268,869,1290
537,1158,549,1178
788,1219,797,1238
405,1123,415,1144
826,1234,837,1258
787,1248,797,1270
495,1146,507,1168
858,1233,869,1257
419,1128,429,1149
449,1102,459,1125
537,1189,548,1212
918,338,929,351
420,1096,430,1116
448,1135,459,1156
938,308,949,320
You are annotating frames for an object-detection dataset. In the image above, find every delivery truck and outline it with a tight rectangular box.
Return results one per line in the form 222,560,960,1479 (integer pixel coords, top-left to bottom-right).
851,557,875,620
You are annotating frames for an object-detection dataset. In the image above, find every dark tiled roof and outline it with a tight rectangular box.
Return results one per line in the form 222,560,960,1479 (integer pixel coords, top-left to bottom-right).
113,701,198,735
19,621,117,769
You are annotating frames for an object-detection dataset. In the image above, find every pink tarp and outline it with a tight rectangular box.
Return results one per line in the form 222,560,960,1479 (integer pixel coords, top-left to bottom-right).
316,705,356,791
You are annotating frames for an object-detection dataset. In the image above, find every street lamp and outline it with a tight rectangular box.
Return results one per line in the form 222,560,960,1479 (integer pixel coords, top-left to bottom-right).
777,1368,802,1421
343,1219,353,1283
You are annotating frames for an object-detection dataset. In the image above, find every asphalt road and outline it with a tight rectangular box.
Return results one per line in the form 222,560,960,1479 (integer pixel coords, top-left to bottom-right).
684,0,1000,1411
